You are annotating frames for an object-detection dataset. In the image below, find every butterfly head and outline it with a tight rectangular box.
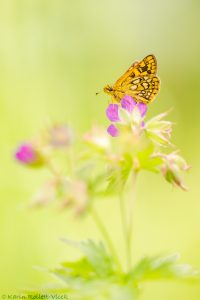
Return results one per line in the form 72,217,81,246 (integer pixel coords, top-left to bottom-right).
104,84,123,102
103,85,114,95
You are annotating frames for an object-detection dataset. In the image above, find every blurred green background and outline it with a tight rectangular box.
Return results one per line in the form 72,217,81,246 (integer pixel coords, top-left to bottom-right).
0,0,200,298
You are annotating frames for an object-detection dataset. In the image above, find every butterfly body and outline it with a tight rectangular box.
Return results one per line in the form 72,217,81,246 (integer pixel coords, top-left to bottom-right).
104,85,124,102
104,54,160,104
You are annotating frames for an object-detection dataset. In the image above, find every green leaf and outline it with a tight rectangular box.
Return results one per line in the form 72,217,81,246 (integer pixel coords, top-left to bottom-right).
62,239,115,277
104,282,139,300
24,249,198,299
137,144,162,172
46,239,141,299
61,258,93,278
128,254,199,283
49,259,138,299
49,278,138,300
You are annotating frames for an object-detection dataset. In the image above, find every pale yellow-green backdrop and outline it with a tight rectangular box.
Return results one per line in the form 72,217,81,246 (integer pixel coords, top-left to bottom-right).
0,0,200,298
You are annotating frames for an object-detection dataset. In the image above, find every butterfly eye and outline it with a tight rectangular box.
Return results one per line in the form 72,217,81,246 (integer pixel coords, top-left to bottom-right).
104,85,114,94
106,86,113,92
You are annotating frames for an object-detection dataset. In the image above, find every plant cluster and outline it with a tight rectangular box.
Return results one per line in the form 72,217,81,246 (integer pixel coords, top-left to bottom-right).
15,96,197,299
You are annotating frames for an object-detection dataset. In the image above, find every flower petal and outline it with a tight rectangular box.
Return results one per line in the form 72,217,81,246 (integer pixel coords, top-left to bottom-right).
107,124,119,137
84,127,110,149
137,102,147,117
106,104,120,122
15,143,37,164
121,95,136,113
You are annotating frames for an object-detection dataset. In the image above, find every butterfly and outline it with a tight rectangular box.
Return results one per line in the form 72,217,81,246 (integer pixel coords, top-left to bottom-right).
103,54,160,104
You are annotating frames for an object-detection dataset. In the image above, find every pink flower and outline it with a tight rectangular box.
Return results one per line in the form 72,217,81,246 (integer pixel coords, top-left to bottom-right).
106,104,120,122
107,124,119,137
15,143,43,166
48,124,73,148
154,152,190,191
121,95,137,113
106,95,147,137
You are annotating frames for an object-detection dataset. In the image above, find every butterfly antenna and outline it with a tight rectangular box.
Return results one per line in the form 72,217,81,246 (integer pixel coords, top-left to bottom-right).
96,90,103,96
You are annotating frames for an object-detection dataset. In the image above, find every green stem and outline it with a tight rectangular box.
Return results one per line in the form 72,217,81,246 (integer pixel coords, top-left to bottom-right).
119,192,129,270
45,158,62,178
120,172,137,271
90,206,122,272
127,172,137,269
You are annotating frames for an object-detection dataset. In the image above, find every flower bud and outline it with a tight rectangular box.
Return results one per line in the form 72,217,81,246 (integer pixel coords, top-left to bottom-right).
15,143,44,167
145,112,173,146
157,152,190,190
83,127,110,150
48,124,73,148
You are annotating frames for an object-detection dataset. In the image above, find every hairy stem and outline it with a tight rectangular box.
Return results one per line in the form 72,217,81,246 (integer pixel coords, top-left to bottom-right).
90,206,122,271
120,172,137,271
46,158,62,178
119,192,129,270
127,172,137,268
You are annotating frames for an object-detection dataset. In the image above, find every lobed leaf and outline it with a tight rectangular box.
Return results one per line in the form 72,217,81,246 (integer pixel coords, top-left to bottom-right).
128,254,199,283
61,239,115,277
